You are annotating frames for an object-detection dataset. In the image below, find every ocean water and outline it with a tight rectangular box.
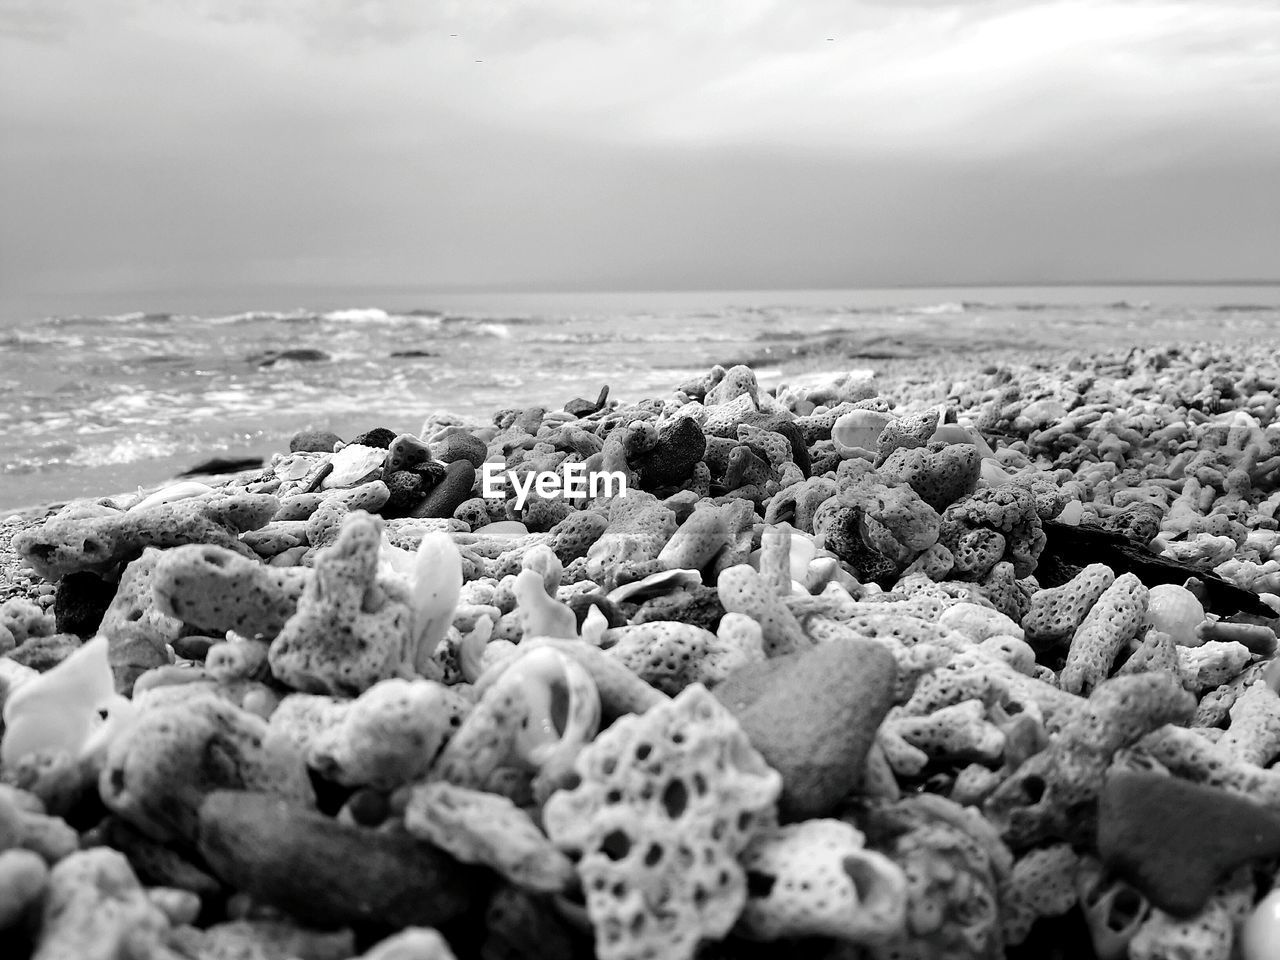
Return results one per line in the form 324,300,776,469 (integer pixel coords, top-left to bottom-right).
2,285,1277,511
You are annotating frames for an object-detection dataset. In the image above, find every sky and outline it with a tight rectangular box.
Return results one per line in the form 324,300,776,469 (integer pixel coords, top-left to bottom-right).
2,0,1279,317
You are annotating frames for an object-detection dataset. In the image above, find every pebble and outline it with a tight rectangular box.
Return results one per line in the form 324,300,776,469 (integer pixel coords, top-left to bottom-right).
713,637,897,820
197,791,482,928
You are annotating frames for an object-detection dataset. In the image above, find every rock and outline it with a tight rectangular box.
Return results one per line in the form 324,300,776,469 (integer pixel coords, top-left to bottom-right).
197,791,481,928
565,385,609,417
289,430,342,454
1097,768,1280,917
712,638,897,820
177,455,263,478
351,427,398,449
411,461,476,520
429,433,488,471
53,572,117,638
250,348,330,366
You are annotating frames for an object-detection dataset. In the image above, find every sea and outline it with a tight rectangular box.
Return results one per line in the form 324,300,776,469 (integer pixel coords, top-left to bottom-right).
2,285,1277,512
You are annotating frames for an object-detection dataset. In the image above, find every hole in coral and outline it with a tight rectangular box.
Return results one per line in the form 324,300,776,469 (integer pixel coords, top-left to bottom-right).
202,549,227,568
746,871,777,899
644,844,663,867
661,779,689,819
1021,774,1046,804
549,677,570,737
693,773,707,795
672,732,685,744
601,830,632,861
737,812,753,832
606,789,622,804
127,608,143,622
1111,888,1146,929
636,743,652,761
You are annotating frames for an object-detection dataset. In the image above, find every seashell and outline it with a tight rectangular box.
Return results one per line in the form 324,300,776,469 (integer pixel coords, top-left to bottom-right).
606,568,702,605
130,481,214,511
321,443,386,489
1143,584,1205,647
831,409,892,459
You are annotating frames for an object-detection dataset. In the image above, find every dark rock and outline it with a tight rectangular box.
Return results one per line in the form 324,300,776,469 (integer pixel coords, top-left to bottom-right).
713,638,896,820
389,350,437,358
565,385,609,418
380,471,426,519
178,456,263,478
410,461,475,519
171,635,218,661
1097,768,1280,917
633,586,725,633
351,428,398,449
430,433,488,471
289,430,343,454
54,571,117,637
197,791,483,928
566,593,627,630
631,417,707,490
250,348,330,367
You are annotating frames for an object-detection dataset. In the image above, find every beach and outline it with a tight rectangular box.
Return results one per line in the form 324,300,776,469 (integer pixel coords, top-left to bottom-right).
1,304,1280,958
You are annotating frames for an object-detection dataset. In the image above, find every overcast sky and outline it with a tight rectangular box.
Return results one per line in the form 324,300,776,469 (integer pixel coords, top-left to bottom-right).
2,0,1279,316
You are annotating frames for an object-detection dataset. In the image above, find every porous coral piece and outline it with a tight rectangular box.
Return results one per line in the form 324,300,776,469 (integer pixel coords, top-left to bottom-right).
1217,679,1280,766
1060,573,1149,696
584,493,677,588
629,416,707,490
268,512,413,696
1117,628,1181,678
864,793,1012,960
404,781,574,893
937,602,1024,642
984,672,1195,847
716,564,810,657
939,485,1046,579
838,471,941,566
881,700,1006,776
308,677,469,789
155,543,308,640
878,441,982,513
875,408,941,462
1021,562,1115,649
512,549,577,640
14,492,279,580
1177,640,1251,693
763,476,838,533
603,619,764,695
1000,843,1080,946
736,818,906,944
543,684,781,960
658,500,755,580
432,646,600,802
100,691,314,842
33,849,172,960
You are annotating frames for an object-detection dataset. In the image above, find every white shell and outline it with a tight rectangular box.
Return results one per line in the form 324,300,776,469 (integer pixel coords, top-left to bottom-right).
321,443,386,488
831,410,892,459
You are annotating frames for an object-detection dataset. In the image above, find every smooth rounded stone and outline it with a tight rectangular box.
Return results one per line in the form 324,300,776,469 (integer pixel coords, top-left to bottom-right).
385,434,433,472
170,635,218,661
1098,768,1280,918
53,571,117,638
410,461,476,520
430,433,488,470
197,791,482,929
712,638,896,820
289,430,342,454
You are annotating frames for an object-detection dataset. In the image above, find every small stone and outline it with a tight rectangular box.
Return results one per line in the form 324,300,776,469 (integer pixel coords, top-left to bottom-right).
382,471,426,519
411,461,476,520
289,430,342,453
386,434,433,472
197,791,481,928
53,572,117,638
429,433,488,471
565,385,609,417
351,427,398,449
713,638,897,820
1097,768,1280,917
170,636,218,661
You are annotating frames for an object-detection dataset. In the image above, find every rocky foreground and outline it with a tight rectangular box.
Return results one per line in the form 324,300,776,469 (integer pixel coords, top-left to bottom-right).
1,342,1280,960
